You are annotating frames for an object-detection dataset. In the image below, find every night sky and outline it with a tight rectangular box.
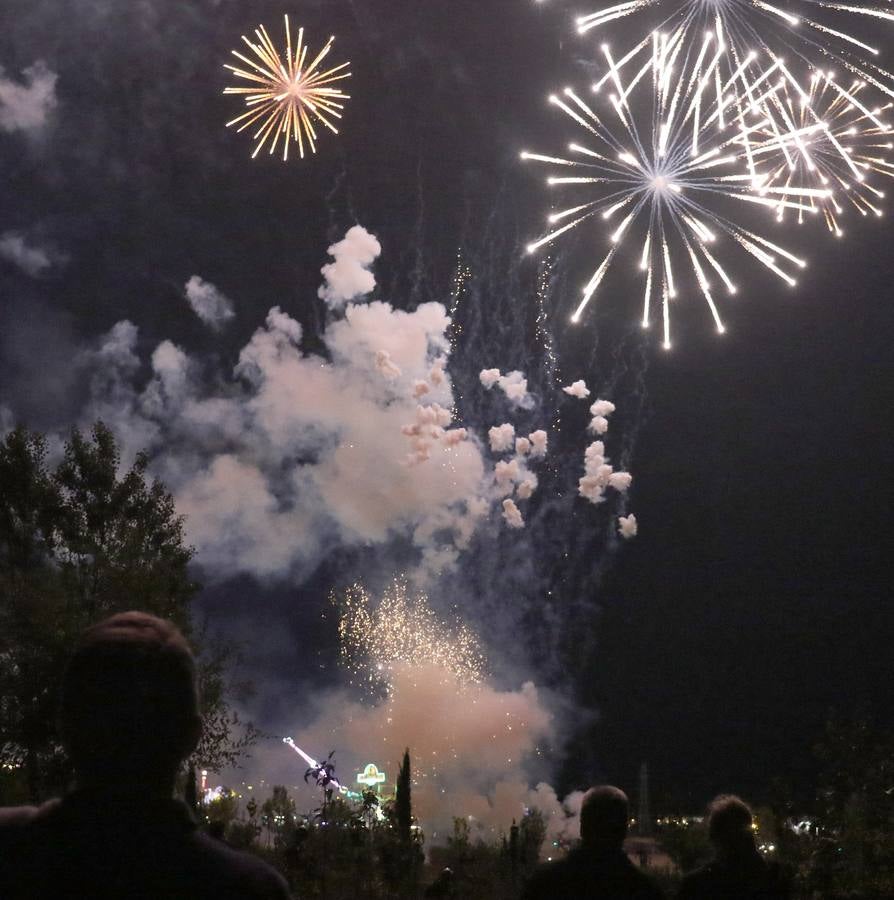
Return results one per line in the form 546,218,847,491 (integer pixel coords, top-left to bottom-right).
1,0,892,814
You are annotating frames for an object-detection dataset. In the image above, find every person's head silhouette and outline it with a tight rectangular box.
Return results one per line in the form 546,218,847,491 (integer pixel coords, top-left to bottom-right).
706,794,757,858
60,612,202,795
579,785,630,853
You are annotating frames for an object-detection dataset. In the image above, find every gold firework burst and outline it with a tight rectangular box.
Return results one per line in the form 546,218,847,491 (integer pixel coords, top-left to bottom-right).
335,579,487,697
224,15,351,161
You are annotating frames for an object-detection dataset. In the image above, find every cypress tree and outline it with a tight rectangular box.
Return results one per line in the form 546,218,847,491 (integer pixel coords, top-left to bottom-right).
395,747,412,843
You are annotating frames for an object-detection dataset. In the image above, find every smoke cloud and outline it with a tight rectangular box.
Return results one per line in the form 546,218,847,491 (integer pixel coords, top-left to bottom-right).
0,232,62,277
562,380,590,399
0,61,57,133
318,225,383,309
479,368,533,409
61,227,565,585
282,664,583,846
502,498,524,529
488,423,516,454
184,276,236,331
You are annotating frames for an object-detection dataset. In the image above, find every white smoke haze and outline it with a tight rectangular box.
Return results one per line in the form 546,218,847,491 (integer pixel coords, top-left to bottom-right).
590,399,616,418
502,498,524,529
578,439,633,506
288,664,582,846
318,225,383,309
0,232,63,277
494,458,521,492
184,275,236,330
70,282,486,580
528,430,548,458
618,514,638,539
588,415,609,435
516,478,537,501
0,61,57,133
479,367,533,409
562,380,590,399
588,398,616,435
488,423,515,454
60,226,571,586
374,350,402,380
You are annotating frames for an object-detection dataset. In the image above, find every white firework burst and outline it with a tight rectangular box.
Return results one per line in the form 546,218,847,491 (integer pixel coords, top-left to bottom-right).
522,28,820,347
577,1,894,100
753,68,894,233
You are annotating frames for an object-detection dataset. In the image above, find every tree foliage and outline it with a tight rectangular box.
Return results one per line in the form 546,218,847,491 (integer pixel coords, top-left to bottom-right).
811,713,894,896
0,421,256,799
396,747,413,844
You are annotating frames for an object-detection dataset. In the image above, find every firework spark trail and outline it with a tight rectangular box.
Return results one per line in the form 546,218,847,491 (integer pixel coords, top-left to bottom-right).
224,15,351,161
753,70,894,232
576,1,894,101
335,580,487,698
523,29,814,347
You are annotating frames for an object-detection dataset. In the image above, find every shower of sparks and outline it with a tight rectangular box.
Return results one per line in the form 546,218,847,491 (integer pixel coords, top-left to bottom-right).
754,70,894,233
335,580,487,697
576,1,894,100
522,28,814,347
223,16,351,161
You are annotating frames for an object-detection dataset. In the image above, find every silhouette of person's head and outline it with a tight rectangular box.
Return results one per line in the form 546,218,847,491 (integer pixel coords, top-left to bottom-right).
706,794,757,857
60,612,202,795
579,785,630,852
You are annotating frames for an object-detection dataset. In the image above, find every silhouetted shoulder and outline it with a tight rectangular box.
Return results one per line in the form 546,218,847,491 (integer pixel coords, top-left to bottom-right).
523,849,664,899
0,797,292,900
188,832,292,899
678,858,791,900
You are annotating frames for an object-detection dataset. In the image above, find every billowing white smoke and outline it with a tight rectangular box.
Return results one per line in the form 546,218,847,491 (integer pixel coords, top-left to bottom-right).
479,368,533,409
72,226,555,582
562,380,590,399
0,61,57,133
318,225,383,309
575,394,637,533
287,664,584,847
502,498,524,529
374,350,402,380
488,423,516,454
0,232,61,277
529,430,548,458
184,276,236,330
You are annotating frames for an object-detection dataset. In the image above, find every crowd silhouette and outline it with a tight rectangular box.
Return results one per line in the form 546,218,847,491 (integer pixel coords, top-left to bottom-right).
0,612,796,898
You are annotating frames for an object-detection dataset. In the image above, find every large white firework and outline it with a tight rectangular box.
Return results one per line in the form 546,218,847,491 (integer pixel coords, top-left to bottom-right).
754,69,894,233
522,28,819,347
577,1,894,100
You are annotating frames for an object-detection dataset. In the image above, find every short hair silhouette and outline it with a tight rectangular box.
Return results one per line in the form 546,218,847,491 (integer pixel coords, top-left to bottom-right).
707,795,754,849
579,785,630,848
60,611,201,787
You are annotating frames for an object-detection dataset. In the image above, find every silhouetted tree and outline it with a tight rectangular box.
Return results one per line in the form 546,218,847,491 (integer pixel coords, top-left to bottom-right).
0,421,256,798
519,808,547,869
396,747,412,844
262,785,297,849
813,713,894,895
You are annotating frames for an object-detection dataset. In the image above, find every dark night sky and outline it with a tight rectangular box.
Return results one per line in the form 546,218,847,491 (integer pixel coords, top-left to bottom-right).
1,0,892,810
